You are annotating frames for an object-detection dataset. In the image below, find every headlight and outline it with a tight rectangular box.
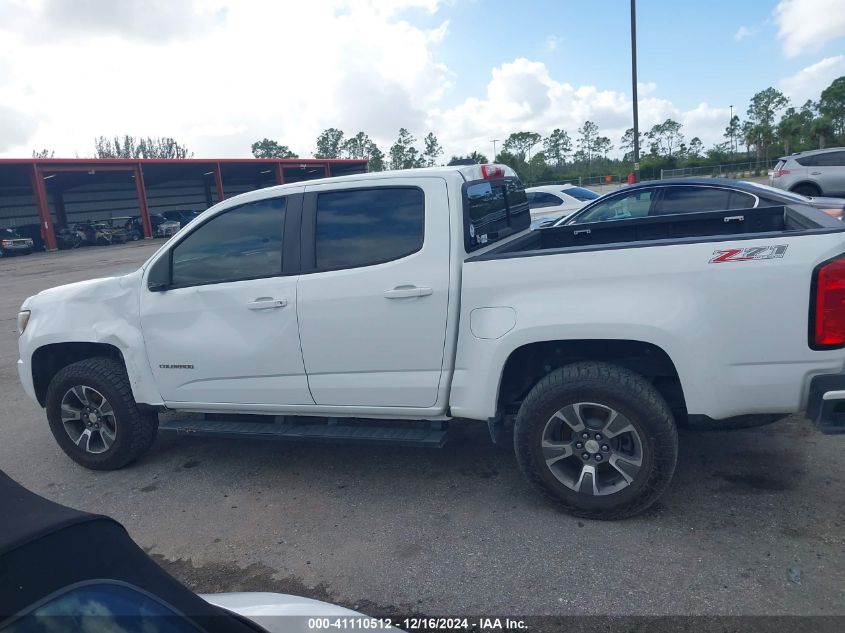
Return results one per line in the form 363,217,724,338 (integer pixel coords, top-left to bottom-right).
17,310,31,335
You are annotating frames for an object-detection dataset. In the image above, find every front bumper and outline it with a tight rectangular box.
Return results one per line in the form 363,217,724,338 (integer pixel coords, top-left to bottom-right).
806,374,845,434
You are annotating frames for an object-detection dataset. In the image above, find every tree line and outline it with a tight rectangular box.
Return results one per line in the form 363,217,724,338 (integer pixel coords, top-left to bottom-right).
70,75,843,184
250,127,444,172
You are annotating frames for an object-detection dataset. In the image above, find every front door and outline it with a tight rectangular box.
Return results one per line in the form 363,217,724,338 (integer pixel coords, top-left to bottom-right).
296,179,451,408
140,192,313,406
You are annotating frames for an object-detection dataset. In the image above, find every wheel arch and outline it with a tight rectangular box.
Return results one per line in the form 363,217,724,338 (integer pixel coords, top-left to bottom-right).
789,180,822,195
32,342,127,406
496,339,687,421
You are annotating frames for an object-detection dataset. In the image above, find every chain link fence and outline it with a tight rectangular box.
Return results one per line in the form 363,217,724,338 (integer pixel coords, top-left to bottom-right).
660,159,778,180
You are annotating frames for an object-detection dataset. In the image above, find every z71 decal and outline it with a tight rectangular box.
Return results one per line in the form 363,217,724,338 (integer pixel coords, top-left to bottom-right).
709,244,788,264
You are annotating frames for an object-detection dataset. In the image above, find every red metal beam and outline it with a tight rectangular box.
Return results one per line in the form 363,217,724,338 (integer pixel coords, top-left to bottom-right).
214,163,225,202
275,162,285,185
133,166,153,239
34,165,136,173
29,166,57,251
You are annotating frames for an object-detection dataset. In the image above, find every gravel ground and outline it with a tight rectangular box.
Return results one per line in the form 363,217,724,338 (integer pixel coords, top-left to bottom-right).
1,241,843,620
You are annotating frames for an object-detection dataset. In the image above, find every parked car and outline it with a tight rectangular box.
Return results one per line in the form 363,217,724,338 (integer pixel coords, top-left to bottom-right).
163,209,201,228
73,221,126,246
118,215,181,240
0,469,375,633
112,216,144,241
12,224,47,251
526,184,599,224
55,226,86,250
16,164,845,520
151,214,182,238
552,178,845,226
0,228,34,257
770,147,845,197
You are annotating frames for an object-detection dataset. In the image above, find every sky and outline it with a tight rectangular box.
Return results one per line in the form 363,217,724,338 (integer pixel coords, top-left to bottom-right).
0,0,843,161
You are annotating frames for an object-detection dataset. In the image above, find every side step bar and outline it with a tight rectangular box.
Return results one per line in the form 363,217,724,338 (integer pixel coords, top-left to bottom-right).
158,418,448,448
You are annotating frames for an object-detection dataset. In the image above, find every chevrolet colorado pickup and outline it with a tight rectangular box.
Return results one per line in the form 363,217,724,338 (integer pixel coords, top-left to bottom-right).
16,164,845,519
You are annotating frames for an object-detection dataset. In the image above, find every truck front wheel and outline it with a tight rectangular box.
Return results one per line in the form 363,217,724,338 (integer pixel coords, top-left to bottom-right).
514,362,678,520
45,357,158,470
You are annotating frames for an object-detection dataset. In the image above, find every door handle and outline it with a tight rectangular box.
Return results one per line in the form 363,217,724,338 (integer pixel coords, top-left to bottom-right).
383,286,433,299
810,171,822,175
247,297,287,310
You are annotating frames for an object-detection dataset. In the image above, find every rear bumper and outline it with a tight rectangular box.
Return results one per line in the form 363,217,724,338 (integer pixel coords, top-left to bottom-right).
806,373,845,434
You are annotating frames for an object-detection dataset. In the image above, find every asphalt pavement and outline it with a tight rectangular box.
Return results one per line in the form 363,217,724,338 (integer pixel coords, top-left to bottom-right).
1,241,843,618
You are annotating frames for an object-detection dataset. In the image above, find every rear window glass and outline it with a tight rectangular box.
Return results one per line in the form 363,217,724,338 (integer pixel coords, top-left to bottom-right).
796,155,820,167
315,187,424,270
563,186,599,201
464,178,530,251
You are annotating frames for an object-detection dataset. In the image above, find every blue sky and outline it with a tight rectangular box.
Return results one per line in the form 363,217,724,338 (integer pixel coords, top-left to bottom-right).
0,0,843,159
436,0,842,112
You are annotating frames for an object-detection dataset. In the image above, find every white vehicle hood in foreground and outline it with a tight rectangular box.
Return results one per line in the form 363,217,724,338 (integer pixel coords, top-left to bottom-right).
202,592,376,632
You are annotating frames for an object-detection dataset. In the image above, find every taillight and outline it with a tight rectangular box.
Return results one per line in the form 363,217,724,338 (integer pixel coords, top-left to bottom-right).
811,255,845,348
773,169,790,178
481,164,506,179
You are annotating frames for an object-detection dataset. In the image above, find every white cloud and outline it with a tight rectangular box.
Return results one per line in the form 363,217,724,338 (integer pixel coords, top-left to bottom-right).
775,0,845,57
0,0,453,158
734,25,753,41
544,35,561,52
427,58,729,158
637,82,657,96
779,55,845,103
0,1,738,162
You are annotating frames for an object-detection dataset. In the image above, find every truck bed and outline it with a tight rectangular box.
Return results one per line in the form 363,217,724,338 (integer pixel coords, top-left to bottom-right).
477,204,844,258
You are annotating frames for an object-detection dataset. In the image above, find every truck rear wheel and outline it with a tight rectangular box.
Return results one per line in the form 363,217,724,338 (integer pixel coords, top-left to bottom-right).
45,357,158,470
514,362,678,520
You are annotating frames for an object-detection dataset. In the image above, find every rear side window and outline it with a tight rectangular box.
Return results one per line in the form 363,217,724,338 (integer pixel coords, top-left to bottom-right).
464,178,530,251
528,192,563,208
796,155,820,167
816,151,845,167
655,187,731,214
563,186,600,201
315,187,424,271
171,197,285,287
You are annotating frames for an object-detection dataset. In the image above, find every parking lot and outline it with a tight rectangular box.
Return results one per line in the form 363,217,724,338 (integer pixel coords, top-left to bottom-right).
1,242,844,618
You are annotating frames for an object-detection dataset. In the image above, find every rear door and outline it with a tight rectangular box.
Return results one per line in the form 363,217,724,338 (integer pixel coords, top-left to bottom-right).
296,178,451,408
816,151,845,195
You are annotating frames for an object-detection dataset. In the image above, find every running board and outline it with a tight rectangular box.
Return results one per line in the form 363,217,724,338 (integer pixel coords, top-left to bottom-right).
158,418,448,448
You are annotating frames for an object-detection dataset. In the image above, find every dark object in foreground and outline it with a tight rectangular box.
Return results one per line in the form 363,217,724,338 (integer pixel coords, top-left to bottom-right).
0,470,256,632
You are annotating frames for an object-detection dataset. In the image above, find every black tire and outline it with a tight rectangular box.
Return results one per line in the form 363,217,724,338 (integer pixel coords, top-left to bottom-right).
45,357,158,470
514,362,678,520
792,183,821,197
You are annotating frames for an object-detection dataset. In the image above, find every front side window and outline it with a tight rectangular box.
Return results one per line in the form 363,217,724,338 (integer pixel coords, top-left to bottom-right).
571,190,655,223
314,187,424,271
171,196,285,287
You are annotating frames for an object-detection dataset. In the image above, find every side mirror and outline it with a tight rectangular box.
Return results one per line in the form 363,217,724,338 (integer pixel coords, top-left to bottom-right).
147,254,171,292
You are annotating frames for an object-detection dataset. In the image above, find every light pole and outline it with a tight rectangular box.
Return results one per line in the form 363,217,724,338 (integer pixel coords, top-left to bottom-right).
630,0,640,182
491,139,499,161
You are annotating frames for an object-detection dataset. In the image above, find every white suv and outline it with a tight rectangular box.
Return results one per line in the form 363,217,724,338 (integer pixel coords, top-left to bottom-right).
770,147,845,197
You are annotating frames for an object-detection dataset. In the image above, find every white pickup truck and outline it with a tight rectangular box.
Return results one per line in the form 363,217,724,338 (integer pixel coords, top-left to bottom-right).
16,164,845,519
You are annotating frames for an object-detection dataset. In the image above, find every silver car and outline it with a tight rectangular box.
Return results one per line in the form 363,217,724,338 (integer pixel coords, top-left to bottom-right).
770,147,845,197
